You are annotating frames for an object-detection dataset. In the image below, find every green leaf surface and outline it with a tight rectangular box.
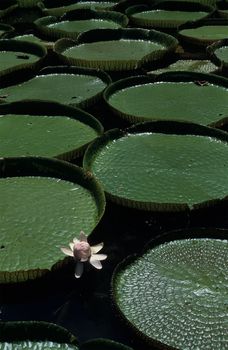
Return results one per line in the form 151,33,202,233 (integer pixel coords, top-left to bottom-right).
0,101,103,159
113,237,228,350
0,157,105,283
83,122,228,211
105,78,228,125
80,338,134,350
0,69,109,108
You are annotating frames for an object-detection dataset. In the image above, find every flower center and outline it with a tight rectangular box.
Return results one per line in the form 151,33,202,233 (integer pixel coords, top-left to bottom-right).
73,241,91,261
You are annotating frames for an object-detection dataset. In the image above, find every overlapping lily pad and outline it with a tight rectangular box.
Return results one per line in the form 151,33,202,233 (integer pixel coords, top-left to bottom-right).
83,121,228,211
150,58,217,74
35,9,128,41
0,100,103,160
207,39,228,71
104,72,228,125
112,228,228,349
54,28,178,71
0,66,111,108
0,156,105,283
0,39,47,78
126,1,213,29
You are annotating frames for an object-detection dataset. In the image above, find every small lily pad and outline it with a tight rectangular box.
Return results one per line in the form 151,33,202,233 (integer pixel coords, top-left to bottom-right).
112,229,228,349
0,39,47,78
0,156,105,283
207,38,228,71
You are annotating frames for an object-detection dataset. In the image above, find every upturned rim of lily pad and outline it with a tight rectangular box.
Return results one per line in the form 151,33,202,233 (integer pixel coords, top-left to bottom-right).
111,227,228,350
207,38,228,70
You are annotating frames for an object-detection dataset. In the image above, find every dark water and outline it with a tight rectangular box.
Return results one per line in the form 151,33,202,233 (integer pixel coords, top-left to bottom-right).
1,198,228,349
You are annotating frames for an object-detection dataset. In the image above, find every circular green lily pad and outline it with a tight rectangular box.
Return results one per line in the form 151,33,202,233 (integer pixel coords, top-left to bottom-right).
126,1,213,29
83,121,228,211
54,28,178,71
0,39,46,78
0,101,103,160
104,72,228,125
0,156,105,283
43,0,118,16
0,321,79,349
178,19,228,46
35,10,128,41
0,66,111,108
112,230,228,350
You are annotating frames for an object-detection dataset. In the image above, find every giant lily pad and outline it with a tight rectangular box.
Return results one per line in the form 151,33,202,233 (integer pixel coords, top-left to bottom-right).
0,156,105,283
0,100,103,160
54,28,178,71
126,1,213,29
35,9,128,41
150,59,217,74
178,19,228,47
0,39,47,78
0,66,111,108
43,0,119,16
103,72,228,125
0,321,79,349
83,121,228,211
112,229,228,350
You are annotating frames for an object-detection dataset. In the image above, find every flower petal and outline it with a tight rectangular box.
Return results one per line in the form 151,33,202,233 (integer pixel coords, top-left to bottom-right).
69,242,74,251
61,247,74,257
92,253,107,261
79,231,88,242
75,262,84,278
91,243,104,254
73,237,79,244
89,256,102,269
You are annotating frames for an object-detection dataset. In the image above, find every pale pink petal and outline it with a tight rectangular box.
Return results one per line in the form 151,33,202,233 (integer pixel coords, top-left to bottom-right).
79,231,87,242
61,247,74,257
91,243,104,254
89,256,102,269
75,262,84,278
73,237,80,244
69,242,74,251
92,253,107,261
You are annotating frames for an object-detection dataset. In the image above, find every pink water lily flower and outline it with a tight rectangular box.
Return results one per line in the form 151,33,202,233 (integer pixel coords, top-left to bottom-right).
61,231,107,278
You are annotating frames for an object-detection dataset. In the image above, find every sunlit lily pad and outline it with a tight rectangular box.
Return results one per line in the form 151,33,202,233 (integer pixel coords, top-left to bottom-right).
150,59,217,74
178,19,228,47
0,100,103,160
112,229,228,349
126,1,213,29
0,39,46,78
35,9,128,41
83,121,228,211
54,28,178,71
0,156,105,283
104,72,228,125
43,0,118,16
0,66,111,108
